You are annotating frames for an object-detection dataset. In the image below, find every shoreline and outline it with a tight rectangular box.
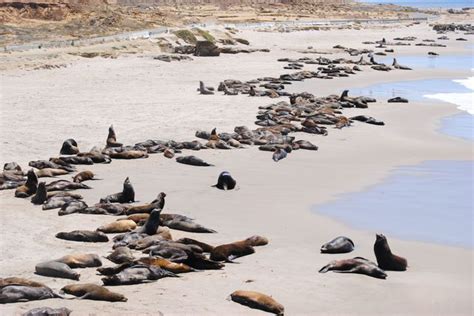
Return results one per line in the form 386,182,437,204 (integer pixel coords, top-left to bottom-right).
1,20,473,315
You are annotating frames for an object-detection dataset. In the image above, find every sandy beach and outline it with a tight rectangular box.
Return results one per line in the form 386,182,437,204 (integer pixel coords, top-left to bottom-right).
0,12,473,316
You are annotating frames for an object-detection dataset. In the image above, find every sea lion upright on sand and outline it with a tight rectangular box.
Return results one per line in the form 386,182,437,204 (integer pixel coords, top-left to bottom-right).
199,81,214,95
138,209,162,235
31,182,47,205
60,139,79,155
374,233,407,271
106,125,123,148
15,169,38,198
100,177,135,203
212,171,236,190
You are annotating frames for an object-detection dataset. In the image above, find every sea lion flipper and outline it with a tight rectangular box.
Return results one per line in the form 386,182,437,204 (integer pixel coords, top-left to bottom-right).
318,264,331,273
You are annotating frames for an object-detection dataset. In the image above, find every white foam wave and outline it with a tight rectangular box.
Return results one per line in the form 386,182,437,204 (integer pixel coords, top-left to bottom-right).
424,75,474,115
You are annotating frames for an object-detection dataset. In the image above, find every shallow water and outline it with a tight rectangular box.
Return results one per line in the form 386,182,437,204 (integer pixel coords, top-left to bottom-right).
358,0,473,8
314,160,474,248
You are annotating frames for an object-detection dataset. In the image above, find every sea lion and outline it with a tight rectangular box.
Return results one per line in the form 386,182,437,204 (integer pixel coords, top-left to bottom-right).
35,261,80,280
28,160,75,172
42,196,81,211
0,277,46,288
138,209,162,235
56,230,109,243
106,125,123,148
0,285,61,304
122,213,150,225
3,162,21,171
31,182,48,205
98,220,137,234
106,247,135,264
100,177,135,203
175,237,214,253
60,139,79,155
294,140,318,151
374,234,407,271
350,115,385,126
45,180,90,191
272,148,287,162
55,254,102,268
22,307,71,316
210,235,268,262
137,257,195,274
58,200,88,216
230,290,284,315
77,150,112,164
15,169,37,198
81,203,129,216
387,97,408,103
199,81,214,95
73,171,96,183
51,156,93,166
61,284,127,302
213,171,236,190
101,265,177,286
126,192,166,215
163,148,175,158
319,257,387,279
109,150,149,160
392,58,412,70
176,156,213,167
160,214,216,233
130,230,172,249
320,236,354,254
22,306,72,316
35,168,70,178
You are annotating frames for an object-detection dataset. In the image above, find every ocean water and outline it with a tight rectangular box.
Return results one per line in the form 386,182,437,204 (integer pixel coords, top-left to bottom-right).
314,160,474,248
359,0,473,9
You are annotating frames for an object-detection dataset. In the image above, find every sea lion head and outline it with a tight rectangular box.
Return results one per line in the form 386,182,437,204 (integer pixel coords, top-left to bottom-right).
245,235,269,246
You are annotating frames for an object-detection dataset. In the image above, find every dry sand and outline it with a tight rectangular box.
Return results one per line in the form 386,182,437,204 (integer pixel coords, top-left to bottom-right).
0,21,473,315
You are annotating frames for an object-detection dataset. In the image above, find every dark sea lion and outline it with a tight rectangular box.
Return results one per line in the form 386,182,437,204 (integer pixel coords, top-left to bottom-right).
106,247,135,264
176,155,213,166
199,81,214,95
230,290,284,315
55,230,109,243
392,58,412,70
28,160,75,172
35,168,70,178
0,277,46,288
175,238,214,253
0,285,61,304
61,284,127,302
374,234,407,271
97,262,134,276
294,140,318,151
319,257,387,279
45,180,90,191
55,254,102,268
35,261,80,280
320,236,354,254
60,139,79,155
31,182,48,205
106,125,123,148
22,306,72,316
272,148,287,162
138,209,163,235
42,196,81,211
77,150,111,164
350,115,385,126
126,192,166,215
101,264,177,286
3,162,21,171
58,200,88,216
15,169,38,198
73,170,97,183
109,150,149,159
130,231,171,250
137,257,195,274
82,203,129,216
212,171,236,190
98,220,137,233
52,156,94,165
160,214,216,233
144,240,203,255
100,177,135,203
387,97,408,103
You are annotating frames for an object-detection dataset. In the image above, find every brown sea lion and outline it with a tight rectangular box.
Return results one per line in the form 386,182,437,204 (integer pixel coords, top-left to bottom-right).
55,254,102,268
319,257,387,279
61,284,127,302
137,257,195,274
35,261,80,280
374,234,407,271
15,169,37,198
35,168,70,178
163,148,175,158
210,235,268,262
109,150,149,160
31,182,47,205
0,285,61,304
98,220,137,234
106,125,123,148
0,277,46,288
230,290,284,315
100,177,135,203
73,171,96,183
320,236,354,254
56,230,109,243
23,306,72,316
175,238,214,253
60,139,79,155
101,265,177,286
122,213,150,225
106,247,135,264
126,192,166,215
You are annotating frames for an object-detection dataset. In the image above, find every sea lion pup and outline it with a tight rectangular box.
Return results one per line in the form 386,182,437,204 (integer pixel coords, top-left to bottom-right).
15,169,38,198
319,257,387,279
73,170,97,183
272,148,287,162
126,192,166,215
210,235,268,262
106,125,123,148
374,234,407,271
350,115,385,126
60,139,79,155
35,261,80,280
31,182,47,205
55,230,109,243
61,284,127,302
0,277,46,288
98,220,137,234
109,150,149,160
138,209,162,235
213,171,236,190
45,180,90,192
320,236,354,254
176,155,213,167
199,81,214,95
101,264,178,286
23,307,72,316
137,257,196,274
392,58,412,70
100,177,135,203
0,285,62,304
35,168,70,178
230,290,284,316
106,247,135,264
